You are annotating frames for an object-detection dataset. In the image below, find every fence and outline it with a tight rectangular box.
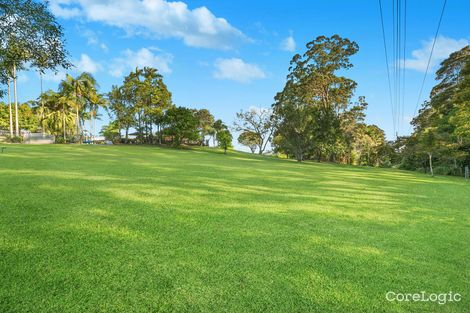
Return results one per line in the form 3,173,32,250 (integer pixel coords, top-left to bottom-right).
23,132,55,144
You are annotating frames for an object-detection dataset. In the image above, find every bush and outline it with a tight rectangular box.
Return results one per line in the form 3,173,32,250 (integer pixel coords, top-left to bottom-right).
434,165,457,176
55,137,66,144
6,135,23,143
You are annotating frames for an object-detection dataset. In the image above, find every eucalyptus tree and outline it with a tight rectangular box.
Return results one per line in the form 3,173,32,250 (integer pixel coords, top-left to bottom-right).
0,0,70,136
234,107,274,154
107,85,133,142
272,35,359,161
399,45,470,175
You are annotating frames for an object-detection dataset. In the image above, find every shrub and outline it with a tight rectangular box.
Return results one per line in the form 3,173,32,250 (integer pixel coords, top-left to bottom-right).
55,137,66,144
6,136,23,143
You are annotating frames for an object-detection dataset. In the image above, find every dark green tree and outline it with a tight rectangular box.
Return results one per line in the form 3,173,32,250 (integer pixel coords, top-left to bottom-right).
272,35,359,162
163,106,199,146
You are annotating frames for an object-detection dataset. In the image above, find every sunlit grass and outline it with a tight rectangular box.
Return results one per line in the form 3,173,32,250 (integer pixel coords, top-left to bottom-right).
0,145,469,312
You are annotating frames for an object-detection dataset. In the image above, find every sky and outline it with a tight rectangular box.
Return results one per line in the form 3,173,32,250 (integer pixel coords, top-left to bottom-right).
11,0,470,147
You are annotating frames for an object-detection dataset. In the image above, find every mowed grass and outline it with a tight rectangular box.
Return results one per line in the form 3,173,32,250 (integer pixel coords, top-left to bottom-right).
0,145,469,313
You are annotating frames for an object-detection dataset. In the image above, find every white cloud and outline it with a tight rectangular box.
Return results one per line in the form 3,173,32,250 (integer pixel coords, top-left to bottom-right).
49,0,248,49
280,35,296,52
109,48,173,78
213,58,266,83
78,27,109,52
75,54,102,73
405,36,469,72
49,0,82,18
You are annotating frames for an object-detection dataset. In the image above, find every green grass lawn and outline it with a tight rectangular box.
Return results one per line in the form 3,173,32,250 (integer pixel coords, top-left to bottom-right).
1,145,469,312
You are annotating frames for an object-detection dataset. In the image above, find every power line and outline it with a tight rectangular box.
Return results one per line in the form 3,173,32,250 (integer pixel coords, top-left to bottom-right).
393,0,396,134
411,0,448,123
401,0,407,134
396,0,401,135
378,0,396,136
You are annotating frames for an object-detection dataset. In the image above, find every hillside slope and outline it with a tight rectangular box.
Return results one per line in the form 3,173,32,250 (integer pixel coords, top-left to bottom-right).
0,145,469,312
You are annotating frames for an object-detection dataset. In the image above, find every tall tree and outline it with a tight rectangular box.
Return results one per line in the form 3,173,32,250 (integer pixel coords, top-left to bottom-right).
402,45,470,175
194,109,215,146
121,67,172,144
107,85,133,142
0,0,71,136
272,35,359,162
59,72,100,142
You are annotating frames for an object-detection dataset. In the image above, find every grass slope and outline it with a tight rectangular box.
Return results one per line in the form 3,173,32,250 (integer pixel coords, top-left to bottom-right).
0,145,469,312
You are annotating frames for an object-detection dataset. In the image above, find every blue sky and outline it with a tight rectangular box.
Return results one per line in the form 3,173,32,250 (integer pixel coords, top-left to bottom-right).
13,0,470,143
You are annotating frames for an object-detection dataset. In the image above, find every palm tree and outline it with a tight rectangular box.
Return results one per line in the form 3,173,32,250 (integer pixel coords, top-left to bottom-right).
87,92,107,138
35,90,75,141
59,73,98,143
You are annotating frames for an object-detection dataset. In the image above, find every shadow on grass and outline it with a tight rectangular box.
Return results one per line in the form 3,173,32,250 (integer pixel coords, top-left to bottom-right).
0,145,469,312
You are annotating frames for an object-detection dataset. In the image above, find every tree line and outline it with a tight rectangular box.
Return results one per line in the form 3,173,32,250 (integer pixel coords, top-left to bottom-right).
104,66,232,151
396,46,470,176
236,35,469,176
235,35,390,167
1,0,469,176
0,0,70,139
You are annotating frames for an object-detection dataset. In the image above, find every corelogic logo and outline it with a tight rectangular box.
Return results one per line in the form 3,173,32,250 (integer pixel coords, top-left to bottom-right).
386,291,462,305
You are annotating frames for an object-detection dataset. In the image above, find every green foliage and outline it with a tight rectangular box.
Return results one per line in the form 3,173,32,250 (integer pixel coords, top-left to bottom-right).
238,130,260,154
216,129,232,153
272,37,386,165
100,121,121,143
194,109,215,146
0,102,38,132
162,106,199,146
54,136,66,144
399,46,470,176
5,135,23,143
120,67,173,144
0,0,71,72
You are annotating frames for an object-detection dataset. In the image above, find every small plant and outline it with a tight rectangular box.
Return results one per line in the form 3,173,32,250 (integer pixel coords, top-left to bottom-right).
6,136,24,143
55,137,66,144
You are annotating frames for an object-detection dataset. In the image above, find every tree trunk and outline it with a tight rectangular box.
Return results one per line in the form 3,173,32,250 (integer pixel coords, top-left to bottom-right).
63,103,67,142
13,63,19,137
8,79,13,137
40,72,45,136
429,153,434,177
76,107,80,141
